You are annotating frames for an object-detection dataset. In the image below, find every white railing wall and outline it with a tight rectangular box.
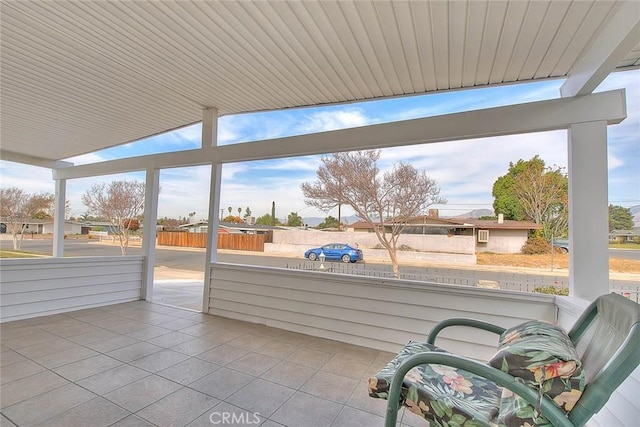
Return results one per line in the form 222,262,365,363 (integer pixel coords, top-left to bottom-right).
0,256,143,322
207,263,556,360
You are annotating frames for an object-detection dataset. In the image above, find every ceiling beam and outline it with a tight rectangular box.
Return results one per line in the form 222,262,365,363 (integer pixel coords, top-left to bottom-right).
560,1,640,97
0,150,73,169
53,89,626,180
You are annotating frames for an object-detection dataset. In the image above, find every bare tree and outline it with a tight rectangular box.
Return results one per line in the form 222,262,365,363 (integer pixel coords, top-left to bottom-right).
512,163,568,240
0,187,55,250
81,180,146,255
301,150,445,277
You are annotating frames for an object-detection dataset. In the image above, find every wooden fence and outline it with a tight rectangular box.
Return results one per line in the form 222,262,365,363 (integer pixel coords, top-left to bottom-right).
157,231,271,252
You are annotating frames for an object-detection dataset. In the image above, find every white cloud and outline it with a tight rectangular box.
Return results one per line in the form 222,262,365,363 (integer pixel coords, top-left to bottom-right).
298,109,373,133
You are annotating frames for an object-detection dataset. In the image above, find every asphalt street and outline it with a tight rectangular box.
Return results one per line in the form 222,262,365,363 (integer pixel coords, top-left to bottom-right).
2,238,638,289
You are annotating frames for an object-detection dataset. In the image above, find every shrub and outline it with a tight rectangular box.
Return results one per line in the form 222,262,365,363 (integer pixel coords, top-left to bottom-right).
521,236,551,254
534,286,569,296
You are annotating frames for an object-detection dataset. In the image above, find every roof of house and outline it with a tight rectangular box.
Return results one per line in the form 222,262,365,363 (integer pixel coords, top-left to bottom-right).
348,217,541,230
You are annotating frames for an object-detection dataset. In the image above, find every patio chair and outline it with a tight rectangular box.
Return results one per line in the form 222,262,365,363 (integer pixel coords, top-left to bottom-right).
368,293,640,426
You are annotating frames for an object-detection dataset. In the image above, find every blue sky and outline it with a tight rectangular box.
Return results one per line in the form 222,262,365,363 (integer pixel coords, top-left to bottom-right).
1,69,638,222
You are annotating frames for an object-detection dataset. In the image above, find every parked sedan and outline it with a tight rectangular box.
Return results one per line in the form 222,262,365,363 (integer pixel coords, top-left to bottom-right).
304,243,363,263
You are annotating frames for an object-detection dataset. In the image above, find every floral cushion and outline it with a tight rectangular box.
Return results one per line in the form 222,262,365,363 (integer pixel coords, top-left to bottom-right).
368,341,502,427
489,320,585,426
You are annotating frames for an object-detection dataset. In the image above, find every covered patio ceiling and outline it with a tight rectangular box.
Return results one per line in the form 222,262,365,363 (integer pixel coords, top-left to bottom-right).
1,0,639,167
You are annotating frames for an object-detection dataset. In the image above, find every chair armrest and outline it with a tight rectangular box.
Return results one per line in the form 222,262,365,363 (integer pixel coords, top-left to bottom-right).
385,352,573,427
427,318,506,345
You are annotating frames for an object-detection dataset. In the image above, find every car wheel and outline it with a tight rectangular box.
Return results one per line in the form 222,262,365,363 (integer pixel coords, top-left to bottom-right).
341,254,351,263
308,252,318,261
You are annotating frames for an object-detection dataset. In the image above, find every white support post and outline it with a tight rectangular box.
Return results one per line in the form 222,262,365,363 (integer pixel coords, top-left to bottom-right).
568,121,609,300
52,179,66,257
202,107,219,313
141,168,160,301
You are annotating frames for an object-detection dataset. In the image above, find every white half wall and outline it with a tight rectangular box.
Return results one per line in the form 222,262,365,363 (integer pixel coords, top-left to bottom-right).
0,256,143,322
206,263,555,360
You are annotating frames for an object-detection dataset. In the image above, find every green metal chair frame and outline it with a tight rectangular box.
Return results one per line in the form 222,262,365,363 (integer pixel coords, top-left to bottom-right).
384,293,640,427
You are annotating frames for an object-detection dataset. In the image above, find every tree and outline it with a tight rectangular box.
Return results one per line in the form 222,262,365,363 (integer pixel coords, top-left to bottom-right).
81,180,146,255
255,213,280,226
243,207,252,221
302,150,445,277
0,187,55,250
493,156,568,240
609,205,634,232
317,215,340,229
222,215,244,224
286,212,303,227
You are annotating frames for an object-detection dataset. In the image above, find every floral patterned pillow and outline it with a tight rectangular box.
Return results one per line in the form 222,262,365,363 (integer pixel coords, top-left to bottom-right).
489,320,585,426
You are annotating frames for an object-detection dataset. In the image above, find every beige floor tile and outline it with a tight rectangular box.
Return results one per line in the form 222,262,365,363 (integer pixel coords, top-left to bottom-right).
185,401,265,427
261,360,317,389
195,343,250,365
84,334,139,353
109,415,155,427
107,342,164,363
1,383,95,426
130,348,191,373
3,334,70,354
0,370,68,408
136,387,219,427
0,359,46,384
125,325,173,341
226,352,280,377
178,322,223,337
30,397,130,427
146,331,194,347
321,353,372,380
0,325,42,341
226,333,271,350
189,367,254,400
346,379,388,417
53,354,123,381
77,364,150,395
332,405,385,426
300,371,359,404
32,346,99,369
103,375,182,412
156,357,219,385
286,347,333,368
66,328,120,345
0,414,17,426
227,378,295,417
254,339,299,359
0,350,27,367
270,391,342,427
169,337,220,356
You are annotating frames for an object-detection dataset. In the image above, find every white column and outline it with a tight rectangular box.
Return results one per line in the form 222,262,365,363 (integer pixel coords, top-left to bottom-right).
202,108,219,313
568,121,609,300
52,179,66,257
141,168,160,301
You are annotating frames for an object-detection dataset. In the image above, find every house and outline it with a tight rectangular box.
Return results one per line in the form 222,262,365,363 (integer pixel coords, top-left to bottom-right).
346,215,541,253
0,219,86,235
0,2,637,425
609,229,640,243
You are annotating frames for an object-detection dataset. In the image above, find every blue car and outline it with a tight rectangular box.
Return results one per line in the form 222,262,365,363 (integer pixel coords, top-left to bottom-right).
304,243,363,263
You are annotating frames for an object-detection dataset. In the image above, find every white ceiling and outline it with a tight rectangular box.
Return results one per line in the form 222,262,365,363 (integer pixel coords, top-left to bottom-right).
1,0,639,165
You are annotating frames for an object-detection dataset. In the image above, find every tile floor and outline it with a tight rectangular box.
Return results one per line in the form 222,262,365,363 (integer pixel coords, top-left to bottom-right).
0,301,424,426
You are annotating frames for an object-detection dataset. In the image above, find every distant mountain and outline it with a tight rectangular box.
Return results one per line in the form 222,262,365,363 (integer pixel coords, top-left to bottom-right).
630,205,640,227
452,209,494,219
